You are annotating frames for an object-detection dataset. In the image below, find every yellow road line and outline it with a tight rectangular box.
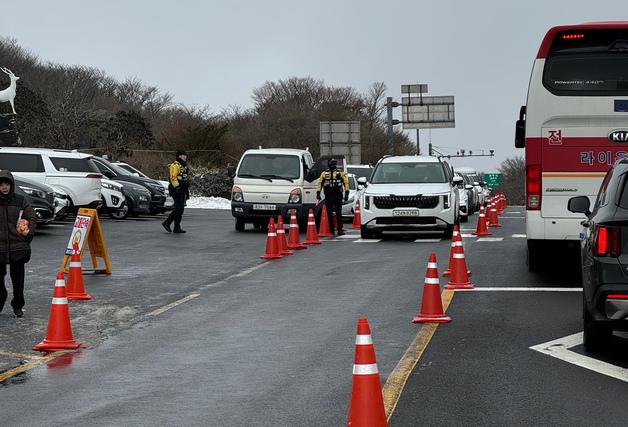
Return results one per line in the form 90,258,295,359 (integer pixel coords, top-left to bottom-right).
147,293,200,317
382,288,455,421
0,351,64,383
0,350,43,360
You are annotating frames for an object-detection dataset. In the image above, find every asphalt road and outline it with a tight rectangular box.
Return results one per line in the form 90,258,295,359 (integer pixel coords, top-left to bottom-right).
0,208,626,426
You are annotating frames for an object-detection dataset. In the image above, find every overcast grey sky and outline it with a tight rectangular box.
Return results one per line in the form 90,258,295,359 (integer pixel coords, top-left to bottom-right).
2,0,627,171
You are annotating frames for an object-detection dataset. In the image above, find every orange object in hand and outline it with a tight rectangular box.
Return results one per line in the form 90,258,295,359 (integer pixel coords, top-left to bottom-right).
17,219,29,236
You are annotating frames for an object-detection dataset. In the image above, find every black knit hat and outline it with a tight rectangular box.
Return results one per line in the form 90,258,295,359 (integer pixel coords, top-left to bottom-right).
176,150,187,157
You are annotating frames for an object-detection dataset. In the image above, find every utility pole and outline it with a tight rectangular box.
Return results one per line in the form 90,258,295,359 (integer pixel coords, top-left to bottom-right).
428,142,433,156
416,129,420,155
386,97,400,155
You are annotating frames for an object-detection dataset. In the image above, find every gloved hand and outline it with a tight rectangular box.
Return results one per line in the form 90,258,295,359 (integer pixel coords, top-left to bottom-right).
316,191,321,201
344,191,349,203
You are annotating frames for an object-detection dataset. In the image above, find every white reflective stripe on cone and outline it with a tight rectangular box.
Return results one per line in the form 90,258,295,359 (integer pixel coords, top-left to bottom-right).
268,232,277,237
51,297,68,305
308,222,315,225
54,280,65,287
353,363,379,375
277,229,285,234
427,262,438,268
69,262,82,268
455,241,463,246
355,334,373,345
425,277,440,284
453,254,465,259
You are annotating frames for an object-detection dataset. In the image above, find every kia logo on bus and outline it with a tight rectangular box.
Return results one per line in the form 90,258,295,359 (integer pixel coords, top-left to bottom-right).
609,130,628,143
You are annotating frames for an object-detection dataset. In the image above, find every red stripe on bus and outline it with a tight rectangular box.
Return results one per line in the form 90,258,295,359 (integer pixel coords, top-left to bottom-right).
537,22,628,58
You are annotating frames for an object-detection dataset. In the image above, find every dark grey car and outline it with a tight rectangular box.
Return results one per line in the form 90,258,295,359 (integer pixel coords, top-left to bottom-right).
568,159,628,351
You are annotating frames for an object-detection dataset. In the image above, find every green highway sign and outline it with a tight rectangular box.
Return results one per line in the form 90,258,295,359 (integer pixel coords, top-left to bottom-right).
484,173,502,187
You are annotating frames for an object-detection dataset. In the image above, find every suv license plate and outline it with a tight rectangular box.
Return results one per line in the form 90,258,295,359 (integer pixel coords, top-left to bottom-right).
253,204,276,210
393,210,419,217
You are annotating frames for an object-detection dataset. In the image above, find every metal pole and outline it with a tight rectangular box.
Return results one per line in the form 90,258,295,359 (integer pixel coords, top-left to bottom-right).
428,142,433,156
387,97,395,155
416,129,420,155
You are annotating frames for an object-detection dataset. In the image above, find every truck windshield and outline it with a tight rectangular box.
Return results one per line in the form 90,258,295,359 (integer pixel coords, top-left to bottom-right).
238,154,301,180
371,162,447,184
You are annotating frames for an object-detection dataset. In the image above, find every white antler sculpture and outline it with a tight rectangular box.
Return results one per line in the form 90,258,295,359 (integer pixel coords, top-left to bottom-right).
0,67,19,115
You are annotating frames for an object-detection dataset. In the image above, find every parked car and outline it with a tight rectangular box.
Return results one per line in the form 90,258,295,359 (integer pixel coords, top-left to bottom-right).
455,171,476,215
100,178,128,219
14,176,55,226
0,147,102,210
341,173,359,220
88,156,167,215
50,186,70,220
346,164,374,182
456,178,469,223
359,156,461,239
113,161,174,211
568,159,628,351
454,167,482,212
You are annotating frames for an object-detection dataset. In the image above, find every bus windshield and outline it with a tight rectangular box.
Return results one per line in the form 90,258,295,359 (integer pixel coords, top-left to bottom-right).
544,29,628,95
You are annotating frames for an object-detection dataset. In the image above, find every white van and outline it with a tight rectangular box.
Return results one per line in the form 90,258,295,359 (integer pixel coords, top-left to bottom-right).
0,147,102,209
231,148,317,231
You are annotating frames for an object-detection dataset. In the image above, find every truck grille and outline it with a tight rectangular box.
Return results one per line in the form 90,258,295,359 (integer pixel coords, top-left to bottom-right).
373,195,440,210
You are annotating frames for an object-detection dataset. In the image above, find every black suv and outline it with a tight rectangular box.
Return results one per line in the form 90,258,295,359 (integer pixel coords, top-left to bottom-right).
568,159,628,351
89,157,167,214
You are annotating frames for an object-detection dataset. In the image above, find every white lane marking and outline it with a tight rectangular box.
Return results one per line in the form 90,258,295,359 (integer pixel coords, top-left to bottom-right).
413,239,441,243
476,237,504,242
530,332,628,383
335,234,360,239
354,239,382,243
509,211,522,214
44,224,66,228
460,228,475,232
512,234,527,238
460,234,476,238
148,293,200,316
457,287,582,292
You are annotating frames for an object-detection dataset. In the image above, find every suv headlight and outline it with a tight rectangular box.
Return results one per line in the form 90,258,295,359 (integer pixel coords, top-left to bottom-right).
102,182,120,191
21,187,47,199
288,188,301,204
443,195,450,209
232,186,243,202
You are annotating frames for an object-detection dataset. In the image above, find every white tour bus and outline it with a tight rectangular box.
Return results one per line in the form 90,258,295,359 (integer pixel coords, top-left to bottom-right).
515,21,628,270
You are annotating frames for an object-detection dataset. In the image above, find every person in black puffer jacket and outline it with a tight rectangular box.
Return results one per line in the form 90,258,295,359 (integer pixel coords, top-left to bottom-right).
0,170,36,317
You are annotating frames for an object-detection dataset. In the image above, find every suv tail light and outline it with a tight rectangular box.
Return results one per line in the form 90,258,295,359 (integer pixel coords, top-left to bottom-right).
526,165,541,210
595,225,621,257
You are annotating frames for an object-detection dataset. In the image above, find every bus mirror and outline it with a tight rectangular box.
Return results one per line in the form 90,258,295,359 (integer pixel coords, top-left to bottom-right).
568,196,591,216
515,105,526,148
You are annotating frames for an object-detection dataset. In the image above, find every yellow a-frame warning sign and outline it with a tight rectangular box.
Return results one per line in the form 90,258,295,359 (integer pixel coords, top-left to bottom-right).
60,208,112,274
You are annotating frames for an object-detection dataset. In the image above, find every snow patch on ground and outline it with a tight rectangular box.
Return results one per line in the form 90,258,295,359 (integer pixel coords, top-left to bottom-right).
187,196,231,210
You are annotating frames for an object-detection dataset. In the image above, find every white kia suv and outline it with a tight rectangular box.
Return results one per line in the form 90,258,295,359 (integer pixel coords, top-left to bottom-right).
358,156,460,239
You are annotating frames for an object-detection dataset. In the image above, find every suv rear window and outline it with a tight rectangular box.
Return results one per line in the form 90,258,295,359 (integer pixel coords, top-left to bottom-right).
371,162,447,184
0,153,45,172
50,157,100,173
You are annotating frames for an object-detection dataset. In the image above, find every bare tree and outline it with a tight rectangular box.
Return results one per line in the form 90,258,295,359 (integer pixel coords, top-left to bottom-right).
496,156,525,205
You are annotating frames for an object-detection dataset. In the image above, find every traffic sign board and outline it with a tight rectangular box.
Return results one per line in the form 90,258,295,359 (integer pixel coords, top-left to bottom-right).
484,173,502,187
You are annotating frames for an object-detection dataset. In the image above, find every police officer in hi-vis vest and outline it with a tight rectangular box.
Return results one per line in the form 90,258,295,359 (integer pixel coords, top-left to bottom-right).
316,159,350,236
162,150,189,234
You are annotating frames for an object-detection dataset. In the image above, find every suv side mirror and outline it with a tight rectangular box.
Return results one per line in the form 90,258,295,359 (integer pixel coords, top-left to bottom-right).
357,177,367,186
465,184,474,190
515,105,526,148
568,196,591,216
473,181,480,186
452,176,463,185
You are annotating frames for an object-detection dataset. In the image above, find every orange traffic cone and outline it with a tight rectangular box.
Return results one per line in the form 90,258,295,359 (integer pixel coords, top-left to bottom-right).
443,225,459,277
66,243,91,301
319,204,332,238
413,253,452,323
276,215,293,256
473,205,492,236
286,210,307,250
352,199,361,229
260,218,283,259
445,239,475,290
34,272,81,351
346,318,388,427
488,201,502,228
303,209,321,245
497,194,504,215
